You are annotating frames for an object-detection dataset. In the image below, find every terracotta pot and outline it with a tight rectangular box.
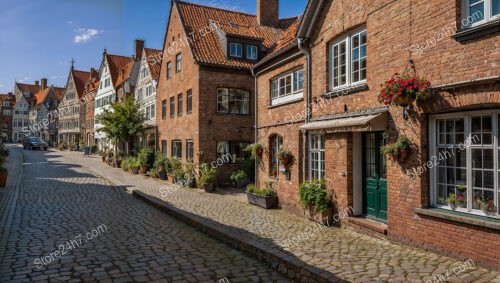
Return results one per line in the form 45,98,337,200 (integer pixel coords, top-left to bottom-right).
304,205,334,226
167,174,174,183
132,167,140,174
398,95,415,107
0,171,7,187
255,147,264,156
399,149,409,161
389,153,398,161
280,156,291,165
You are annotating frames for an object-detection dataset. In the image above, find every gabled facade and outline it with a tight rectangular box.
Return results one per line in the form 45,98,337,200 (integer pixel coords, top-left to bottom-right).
0,92,16,141
12,80,41,141
29,84,65,142
268,0,500,268
58,65,91,145
156,0,296,182
82,69,99,147
94,49,134,149
135,47,162,151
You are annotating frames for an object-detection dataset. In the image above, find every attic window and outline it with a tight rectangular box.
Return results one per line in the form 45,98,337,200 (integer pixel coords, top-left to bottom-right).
228,21,239,28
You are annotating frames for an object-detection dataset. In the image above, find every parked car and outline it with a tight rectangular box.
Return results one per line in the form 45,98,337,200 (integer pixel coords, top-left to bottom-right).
23,137,48,150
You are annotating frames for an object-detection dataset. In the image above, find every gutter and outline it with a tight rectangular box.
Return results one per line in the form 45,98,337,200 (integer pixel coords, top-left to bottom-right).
297,38,311,183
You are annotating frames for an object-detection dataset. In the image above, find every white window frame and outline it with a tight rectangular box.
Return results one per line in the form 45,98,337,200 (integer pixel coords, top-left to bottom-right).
329,27,367,91
246,45,258,60
309,133,325,180
461,0,500,28
229,43,243,58
429,109,500,218
270,69,303,106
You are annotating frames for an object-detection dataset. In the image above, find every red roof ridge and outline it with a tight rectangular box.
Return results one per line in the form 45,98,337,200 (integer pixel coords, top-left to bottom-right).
176,1,256,18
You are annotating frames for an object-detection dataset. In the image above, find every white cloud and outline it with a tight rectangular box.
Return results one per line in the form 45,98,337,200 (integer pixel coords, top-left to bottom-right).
0,84,4,88
74,28,103,43
19,77,30,83
67,20,73,25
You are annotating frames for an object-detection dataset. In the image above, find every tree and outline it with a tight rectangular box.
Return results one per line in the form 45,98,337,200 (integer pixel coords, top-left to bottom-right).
96,96,145,155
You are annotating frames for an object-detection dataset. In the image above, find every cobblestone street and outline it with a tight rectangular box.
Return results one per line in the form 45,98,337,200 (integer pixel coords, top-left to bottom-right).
0,145,288,282
57,149,500,283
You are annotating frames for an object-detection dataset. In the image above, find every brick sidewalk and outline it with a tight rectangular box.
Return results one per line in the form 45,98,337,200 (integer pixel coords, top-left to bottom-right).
62,150,500,283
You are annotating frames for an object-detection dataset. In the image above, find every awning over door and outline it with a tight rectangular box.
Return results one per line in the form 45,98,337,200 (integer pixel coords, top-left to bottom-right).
299,112,387,133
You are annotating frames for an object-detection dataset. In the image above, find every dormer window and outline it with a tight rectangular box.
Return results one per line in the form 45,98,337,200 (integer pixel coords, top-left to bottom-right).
246,45,258,60
229,43,243,58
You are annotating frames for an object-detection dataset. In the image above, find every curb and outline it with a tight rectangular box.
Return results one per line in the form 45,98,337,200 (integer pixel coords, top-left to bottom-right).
132,190,348,283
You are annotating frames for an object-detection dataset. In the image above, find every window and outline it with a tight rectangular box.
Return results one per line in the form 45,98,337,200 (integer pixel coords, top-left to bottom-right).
161,100,167,119
141,68,148,79
178,93,183,116
216,88,250,114
430,111,500,217
170,97,175,117
167,62,172,79
145,85,153,97
3,110,11,115
309,134,325,180
186,140,194,161
271,69,304,105
462,0,499,27
149,104,155,119
330,28,367,89
187,90,192,114
270,135,283,177
3,101,10,107
104,78,110,87
246,45,258,60
137,88,143,101
176,54,182,72
229,43,243,58
172,140,182,159
217,141,250,164
162,140,167,156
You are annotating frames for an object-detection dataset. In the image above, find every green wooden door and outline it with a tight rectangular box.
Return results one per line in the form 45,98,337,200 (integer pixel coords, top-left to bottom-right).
363,132,387,221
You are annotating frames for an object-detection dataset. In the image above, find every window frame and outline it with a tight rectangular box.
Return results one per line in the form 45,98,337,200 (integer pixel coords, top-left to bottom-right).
216,88,250,115
429,109,500,218
461,0,500,28
229,43,243,58
167,61,172,79
178,93,183,116
246,45,258,60
216,141,250,164
161,99,167,119
309,133,325,180
186,140,194,161
329,27,367,91
170,97,175,118
270,68,304,106
171,140,182,159
175,54,182,72
270,135,283,178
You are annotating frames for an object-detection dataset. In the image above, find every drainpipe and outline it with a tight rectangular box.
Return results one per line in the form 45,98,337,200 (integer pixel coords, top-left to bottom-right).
298,38,312,182
251,69,259,185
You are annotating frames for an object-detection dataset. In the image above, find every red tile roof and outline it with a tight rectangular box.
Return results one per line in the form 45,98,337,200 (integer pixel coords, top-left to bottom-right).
71,69,91,99
16,83,41,96
144,48,163,81
259,16,302,64
33,88,51,107
106,54,134,87
53,87,66,101
0,93,16,107
175,1,289,69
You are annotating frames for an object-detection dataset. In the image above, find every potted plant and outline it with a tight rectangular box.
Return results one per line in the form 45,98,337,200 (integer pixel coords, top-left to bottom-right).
121,157,133,172
298,180,334,225
199,163,216,192
230,170,249,189
381,136,411,161
149,168,159,178
184,162,196,188
173,167,185,184
475,193,495,215
154,154,169,180
378,73,432,107
245,143,264,160
246,184,278,209
447,193,456,211
168,157,181,183
131,159,140,174
456,185,467,208
276,147,294,166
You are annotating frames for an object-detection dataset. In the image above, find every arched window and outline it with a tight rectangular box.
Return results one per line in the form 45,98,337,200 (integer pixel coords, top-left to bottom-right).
269,135,283,177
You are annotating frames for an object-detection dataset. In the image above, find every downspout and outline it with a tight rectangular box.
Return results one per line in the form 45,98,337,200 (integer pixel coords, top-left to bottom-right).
251,69,258,185
298,38,311,182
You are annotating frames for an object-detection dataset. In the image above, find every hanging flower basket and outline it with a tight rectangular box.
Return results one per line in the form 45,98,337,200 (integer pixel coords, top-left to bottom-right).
276,148,294,166
381,136,412,162
245,143,264,160
378,73,431,107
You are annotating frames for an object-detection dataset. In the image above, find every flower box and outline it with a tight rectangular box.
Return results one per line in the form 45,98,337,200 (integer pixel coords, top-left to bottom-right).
246,193,278,209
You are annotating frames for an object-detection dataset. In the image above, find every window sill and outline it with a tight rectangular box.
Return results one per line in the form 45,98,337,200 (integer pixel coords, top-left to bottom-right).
414,208,500,231
269,97,304,109
323,83,368,99
452,19,500,42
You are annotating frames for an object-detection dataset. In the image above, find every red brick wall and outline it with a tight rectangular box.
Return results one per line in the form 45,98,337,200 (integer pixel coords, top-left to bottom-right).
156,5,200,163
255,50,306,214
305,0,500,267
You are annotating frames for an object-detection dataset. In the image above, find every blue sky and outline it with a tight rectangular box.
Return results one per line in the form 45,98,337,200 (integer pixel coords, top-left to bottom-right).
0,0,307,93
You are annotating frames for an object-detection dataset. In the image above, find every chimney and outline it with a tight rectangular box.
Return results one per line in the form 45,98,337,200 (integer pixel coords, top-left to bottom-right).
41,78,47,90
257,0,279,27
134,39,145,60
35,80,39,86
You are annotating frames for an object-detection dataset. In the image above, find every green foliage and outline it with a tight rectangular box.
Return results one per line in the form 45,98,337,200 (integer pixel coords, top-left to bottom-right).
121,157,135,171
230,170,248,182
154,154,168,170
168,157,182,174
244,143,263,160
298,180,331,212
0,144,10,156
246,184,277,197
96,96,146,153
137,148,155,169
198,163,216,187
447,193,456,204
381,136,411,156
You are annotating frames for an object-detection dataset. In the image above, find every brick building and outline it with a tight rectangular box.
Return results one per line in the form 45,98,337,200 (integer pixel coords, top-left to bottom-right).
0,92,16,141
82,69,99,147
254,0,499,268
12,81,41,141
156,0,297,182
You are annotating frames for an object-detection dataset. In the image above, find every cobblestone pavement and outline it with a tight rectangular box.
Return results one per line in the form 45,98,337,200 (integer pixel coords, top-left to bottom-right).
59,150,500,283
0,145,289,283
